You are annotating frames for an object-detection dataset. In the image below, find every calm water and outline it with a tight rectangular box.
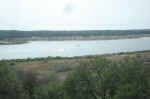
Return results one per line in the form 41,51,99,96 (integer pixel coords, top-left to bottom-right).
0,37,150,60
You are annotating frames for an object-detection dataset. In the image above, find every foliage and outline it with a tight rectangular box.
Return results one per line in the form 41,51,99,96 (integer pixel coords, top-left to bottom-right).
0,57,150,99
64,57,150,99
0,61,27,99
35,83,65,99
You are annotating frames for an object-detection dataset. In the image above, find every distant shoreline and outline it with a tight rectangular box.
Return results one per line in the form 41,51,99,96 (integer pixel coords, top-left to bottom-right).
0,34,150,45
0,40,28,45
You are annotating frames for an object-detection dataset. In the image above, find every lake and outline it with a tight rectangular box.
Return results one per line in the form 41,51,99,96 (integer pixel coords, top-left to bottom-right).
0,37,150,60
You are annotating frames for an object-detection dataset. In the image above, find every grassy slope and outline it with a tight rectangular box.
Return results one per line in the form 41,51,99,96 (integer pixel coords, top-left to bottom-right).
4,50,148,82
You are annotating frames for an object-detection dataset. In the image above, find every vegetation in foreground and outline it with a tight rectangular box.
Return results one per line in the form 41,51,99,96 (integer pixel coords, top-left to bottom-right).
0,56,150,99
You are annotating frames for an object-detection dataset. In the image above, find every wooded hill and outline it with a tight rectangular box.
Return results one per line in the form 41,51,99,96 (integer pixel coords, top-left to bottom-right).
0,29,150,40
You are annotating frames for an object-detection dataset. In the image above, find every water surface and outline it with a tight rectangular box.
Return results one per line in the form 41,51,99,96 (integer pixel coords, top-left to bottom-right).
0,37,150,60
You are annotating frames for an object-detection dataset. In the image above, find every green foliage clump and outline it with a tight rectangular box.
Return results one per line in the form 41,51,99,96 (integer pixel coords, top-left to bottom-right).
0,61,27,99
64,57,150,99
35,83,65,99
0,56,150,99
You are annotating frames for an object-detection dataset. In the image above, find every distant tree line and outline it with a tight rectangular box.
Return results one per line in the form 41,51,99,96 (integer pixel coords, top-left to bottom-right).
0,30,150,40
0,57,150,99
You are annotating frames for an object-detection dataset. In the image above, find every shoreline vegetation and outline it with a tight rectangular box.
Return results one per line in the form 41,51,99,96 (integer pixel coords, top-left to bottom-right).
0,40,28,45
0,34,150,45
0,50,150,99
0,29,150,45
1,50,150,61
1,50,150,84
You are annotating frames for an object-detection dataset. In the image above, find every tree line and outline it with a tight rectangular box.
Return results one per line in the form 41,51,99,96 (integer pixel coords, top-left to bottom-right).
0,30,150,40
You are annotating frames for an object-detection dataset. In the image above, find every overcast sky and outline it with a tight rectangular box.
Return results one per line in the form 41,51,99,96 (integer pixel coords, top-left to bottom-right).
0,0,150,30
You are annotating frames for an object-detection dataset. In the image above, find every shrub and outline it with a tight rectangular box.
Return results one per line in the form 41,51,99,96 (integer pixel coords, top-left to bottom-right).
64,57,150,99
0,61,27,99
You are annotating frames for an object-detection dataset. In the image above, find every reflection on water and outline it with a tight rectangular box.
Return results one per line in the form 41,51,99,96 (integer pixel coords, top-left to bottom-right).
57,48,65,52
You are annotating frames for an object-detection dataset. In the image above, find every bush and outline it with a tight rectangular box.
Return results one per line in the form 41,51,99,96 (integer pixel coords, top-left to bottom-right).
1,56,150,99
64,57,150,99
0,61,27,99
35,83,65,99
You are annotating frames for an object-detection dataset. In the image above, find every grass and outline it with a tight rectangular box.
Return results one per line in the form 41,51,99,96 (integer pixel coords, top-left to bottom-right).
1,50,150,82
13,58,81,82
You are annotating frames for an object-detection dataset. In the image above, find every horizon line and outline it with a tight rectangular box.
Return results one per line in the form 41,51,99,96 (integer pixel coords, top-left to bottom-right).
0,28,150,31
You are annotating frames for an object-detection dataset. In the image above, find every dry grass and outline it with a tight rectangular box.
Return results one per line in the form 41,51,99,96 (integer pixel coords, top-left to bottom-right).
14,51,150,82
14,59,82,82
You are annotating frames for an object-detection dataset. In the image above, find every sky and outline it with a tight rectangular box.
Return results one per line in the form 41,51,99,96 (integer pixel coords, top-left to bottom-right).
0,0,150,30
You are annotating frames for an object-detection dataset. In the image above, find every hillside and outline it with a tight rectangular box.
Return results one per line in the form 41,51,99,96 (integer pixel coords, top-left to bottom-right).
0,29,150,40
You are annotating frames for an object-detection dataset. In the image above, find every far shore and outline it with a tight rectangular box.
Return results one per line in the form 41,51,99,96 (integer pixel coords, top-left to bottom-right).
0,40,28,45
0,34,150,45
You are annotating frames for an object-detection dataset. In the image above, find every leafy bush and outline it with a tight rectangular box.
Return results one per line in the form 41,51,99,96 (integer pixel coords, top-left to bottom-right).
0,61,27,99
64,57,150,99
34,83,65,99
0,56,150,99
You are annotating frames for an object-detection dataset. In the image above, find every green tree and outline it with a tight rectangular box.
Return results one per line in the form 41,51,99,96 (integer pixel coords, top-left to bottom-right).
35,83,65,99
112,57,150,99
64,57,150,99
64,57,110,99
0,61,27,99
21,71,38,99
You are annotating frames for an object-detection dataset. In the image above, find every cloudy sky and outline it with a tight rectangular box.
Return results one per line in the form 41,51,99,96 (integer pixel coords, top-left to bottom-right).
0,0,150,30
